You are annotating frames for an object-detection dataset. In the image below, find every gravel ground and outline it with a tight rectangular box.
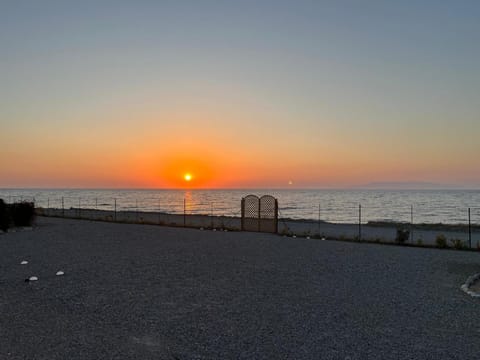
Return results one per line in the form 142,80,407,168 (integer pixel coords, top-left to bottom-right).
1,217,479,359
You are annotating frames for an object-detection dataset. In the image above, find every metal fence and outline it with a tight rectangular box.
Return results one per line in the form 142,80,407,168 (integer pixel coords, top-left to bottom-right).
19,196,240,231
2,195,479,248
277,203,480,249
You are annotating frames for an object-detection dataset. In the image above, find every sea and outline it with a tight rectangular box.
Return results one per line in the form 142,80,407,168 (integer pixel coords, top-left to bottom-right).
1,189,479,225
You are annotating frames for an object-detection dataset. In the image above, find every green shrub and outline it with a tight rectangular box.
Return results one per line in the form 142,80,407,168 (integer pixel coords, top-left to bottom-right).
10,202,35,227
395,229,410,244
435,234,448,248
450,239,465,250
0,199,10,231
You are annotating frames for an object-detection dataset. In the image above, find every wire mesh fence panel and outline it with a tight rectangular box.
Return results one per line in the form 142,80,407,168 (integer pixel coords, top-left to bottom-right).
3,189,480,245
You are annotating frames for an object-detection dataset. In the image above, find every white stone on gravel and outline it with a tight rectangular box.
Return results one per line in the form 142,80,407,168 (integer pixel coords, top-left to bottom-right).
20,260,28,265
28,276,38,281
56,271,65,276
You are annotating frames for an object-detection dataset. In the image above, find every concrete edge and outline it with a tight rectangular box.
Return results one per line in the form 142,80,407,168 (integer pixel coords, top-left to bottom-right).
461,273,480,298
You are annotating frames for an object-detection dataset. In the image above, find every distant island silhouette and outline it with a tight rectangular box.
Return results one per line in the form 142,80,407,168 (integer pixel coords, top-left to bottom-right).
358,182,467,190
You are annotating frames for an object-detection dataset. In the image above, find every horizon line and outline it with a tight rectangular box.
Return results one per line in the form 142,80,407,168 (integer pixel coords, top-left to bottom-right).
1,186,479,191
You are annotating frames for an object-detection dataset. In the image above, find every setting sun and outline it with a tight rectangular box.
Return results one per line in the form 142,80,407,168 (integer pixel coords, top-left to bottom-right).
184,173,192,182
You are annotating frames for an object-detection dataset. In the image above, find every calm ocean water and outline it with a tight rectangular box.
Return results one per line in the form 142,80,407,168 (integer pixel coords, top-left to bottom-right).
1,189,479,224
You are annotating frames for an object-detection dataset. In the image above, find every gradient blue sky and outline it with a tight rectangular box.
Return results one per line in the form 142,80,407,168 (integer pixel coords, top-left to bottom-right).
1,0,479,188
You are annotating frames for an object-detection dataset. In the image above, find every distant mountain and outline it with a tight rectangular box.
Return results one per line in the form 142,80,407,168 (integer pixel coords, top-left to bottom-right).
358,182,461,190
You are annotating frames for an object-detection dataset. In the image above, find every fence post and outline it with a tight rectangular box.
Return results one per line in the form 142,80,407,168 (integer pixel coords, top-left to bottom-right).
257,198,261,232
358,204,362,241
274,199,279,234
183,198,186,226
114,198,117,222
78,197,81,218
410,205,413,242
62,197,64,217
318,203,321,235
158,198,161,225
136,199,139,222
468,208,471,249
211,203,214,229
47,198,50,216
241,198,245,231
95,198,98,210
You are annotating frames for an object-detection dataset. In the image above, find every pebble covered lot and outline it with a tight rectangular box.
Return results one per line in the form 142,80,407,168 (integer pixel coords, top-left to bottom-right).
1,217,479,359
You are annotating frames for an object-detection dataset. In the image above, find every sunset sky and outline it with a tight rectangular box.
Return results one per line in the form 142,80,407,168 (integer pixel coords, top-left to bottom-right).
1,1,479,189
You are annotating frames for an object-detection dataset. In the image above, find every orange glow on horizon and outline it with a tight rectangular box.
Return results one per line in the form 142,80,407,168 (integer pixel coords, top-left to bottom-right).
5,105,477,189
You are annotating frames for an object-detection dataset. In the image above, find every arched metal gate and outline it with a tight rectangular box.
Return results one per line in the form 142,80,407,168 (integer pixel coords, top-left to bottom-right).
241,195,278,233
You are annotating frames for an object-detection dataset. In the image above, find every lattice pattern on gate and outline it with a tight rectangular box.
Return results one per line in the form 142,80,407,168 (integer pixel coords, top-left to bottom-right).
241,195,278,233
241,195,260,232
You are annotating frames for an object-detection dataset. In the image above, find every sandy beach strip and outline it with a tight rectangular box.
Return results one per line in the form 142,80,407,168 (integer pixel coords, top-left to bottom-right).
1,217,479,359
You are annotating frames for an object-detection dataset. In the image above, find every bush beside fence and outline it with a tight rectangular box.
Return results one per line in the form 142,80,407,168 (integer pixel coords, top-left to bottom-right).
0,199,35,232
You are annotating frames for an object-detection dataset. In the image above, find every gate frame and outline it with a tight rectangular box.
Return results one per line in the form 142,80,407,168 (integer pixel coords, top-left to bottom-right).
241,194,278,233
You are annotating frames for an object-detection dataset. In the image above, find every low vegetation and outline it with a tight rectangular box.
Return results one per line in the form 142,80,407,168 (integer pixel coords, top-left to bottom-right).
0,199,9,232
395,228,410,244
435,234,448,248
450,238,466,250
368,220,480,232
0,200,35,231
